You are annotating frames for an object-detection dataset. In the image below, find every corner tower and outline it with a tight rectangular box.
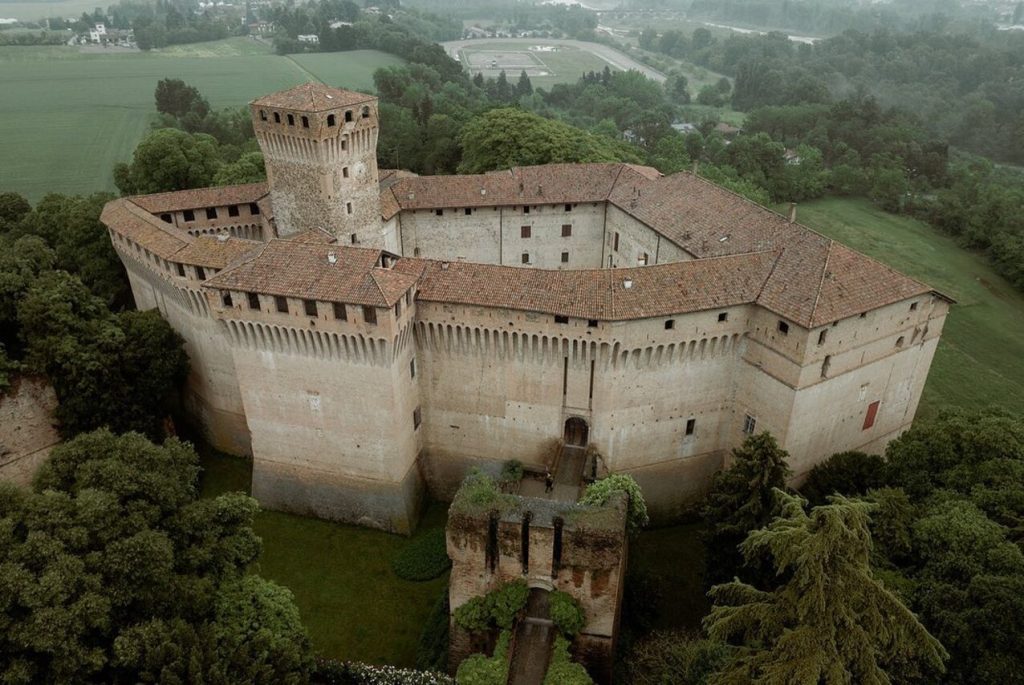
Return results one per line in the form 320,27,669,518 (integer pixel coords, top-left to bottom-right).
250,83,380,242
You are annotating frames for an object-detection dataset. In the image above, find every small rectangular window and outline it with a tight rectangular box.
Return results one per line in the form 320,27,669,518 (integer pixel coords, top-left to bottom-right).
777,321,790,335
346,202,353,215
863,401,880,430
301,115,309,128
561,251,569,263
287,114,294,126
638,253,648,266
221,292,233,307
910,301,918,311
523,206,530,214
410,359,416,378
413,406,422,429
196,266,206,281
521,225,531,238
260,110,267,121
521,252,530,264
345,110,352,122
248,292,260,310
183,209,195,222
363,305,377,324
613,232,620,251
743,414,757,435
249,203,260,215
228,205,240,217
350,234,357,244
327,114,336,127
685,418,696,435
465,207,472,215
160,213,172,223
333,302,346,320
435,209,443,216
564,203,572,212
561,224,572,237
176,263,186,277
342,167,349,178
718,312,728,322
303,299,317,316
206,207,217,220
587,319,598,328
275,296,288,313
273,112,280,123
665,320,674,330
554,315,569,324
818,329,827,345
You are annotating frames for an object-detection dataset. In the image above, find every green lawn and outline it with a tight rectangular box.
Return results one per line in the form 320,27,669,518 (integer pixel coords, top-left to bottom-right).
792,197,1024,418
199,450,448,667
457,42,616,90
0,42,402,200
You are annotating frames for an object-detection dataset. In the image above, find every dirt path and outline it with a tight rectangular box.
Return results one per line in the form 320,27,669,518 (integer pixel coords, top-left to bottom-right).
440,38,667,83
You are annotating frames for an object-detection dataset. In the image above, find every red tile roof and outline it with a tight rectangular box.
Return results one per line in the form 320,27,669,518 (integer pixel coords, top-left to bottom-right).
129,182,269,213
251,83,376,112
202,242,417,307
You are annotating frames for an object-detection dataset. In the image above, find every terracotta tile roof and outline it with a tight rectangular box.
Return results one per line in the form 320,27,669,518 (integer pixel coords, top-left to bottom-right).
383,163,661,214
203,242,417,307
251,83,375,112
286,228,337,244
415,252,776,321
129,182,269,213
173,235,263,269
101,198,191,259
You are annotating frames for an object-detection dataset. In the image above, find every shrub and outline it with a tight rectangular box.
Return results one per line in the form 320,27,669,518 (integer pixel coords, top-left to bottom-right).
623,631,732,685
453,469,504,508
542,636,593,685
453,579,529,632
549,591,585,637
392,528,452,581
499,459,523,483
455,630,511,685
312,658,454,685
800,451,886,505
416,588,451,672
580,473,649,533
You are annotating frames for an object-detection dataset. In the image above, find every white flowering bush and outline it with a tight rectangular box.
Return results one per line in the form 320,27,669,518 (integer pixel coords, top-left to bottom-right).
313,658,453,685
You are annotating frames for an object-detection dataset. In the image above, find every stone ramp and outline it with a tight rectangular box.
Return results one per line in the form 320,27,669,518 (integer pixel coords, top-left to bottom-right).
507,589,555,685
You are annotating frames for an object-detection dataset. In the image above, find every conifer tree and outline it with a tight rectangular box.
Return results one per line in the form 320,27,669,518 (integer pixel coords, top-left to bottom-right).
516,70,533,97
704,491,948,685
701,432,791,587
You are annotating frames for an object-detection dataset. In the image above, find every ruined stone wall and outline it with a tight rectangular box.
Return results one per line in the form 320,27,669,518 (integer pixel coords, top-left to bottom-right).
0,377,60,487
446,495,628,683
114,237,251,455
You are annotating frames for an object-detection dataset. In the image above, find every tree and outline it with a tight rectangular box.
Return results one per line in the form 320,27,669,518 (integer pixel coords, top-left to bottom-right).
114,128,223,195
516,70,534,98
665,74,690,105
701,432,791,587
0,192,31,232
154,78,210,119
624,631,731,685
800,451,886,506
0,430,311,683
705,490,948,684
458,108,641,174
213,151,267,186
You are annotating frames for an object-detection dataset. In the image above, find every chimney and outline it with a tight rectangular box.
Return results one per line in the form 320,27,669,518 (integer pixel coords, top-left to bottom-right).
327,251,337,264
623,278,633,290
788,202,797,223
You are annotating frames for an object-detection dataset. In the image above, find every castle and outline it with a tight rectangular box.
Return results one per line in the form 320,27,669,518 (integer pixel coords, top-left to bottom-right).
101,82,950,534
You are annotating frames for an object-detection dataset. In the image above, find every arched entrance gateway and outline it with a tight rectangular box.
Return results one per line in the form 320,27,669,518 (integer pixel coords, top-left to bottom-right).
563,417,589,447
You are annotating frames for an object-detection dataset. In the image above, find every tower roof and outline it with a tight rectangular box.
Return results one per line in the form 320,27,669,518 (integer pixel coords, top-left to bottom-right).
251,82,376,112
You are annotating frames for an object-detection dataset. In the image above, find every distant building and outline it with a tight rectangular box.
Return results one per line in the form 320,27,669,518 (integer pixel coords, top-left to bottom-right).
88,23,106,43
671,122,698,134
297,33,319,44
713,121,742,137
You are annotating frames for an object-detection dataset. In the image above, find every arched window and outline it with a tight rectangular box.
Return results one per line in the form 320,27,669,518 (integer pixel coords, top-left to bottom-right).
327,114,336,127
273,112,280,123
301,116,309,128
287,114,294,126
259,110,267,121
361,106,370,118
344,110,353,122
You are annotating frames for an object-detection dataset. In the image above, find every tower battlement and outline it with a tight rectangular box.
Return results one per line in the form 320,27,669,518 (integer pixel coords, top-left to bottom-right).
250,83,380,242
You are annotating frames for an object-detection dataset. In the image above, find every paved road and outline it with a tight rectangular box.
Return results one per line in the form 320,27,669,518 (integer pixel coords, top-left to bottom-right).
440,38,667,83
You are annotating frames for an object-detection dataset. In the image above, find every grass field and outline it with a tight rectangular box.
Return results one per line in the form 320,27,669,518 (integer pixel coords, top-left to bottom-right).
457,41,614,90
792,198,1024,418
0,40,402,200
199,450,448,667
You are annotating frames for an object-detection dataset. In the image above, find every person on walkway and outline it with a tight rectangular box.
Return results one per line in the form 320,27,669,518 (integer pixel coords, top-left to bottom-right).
544,470,554,493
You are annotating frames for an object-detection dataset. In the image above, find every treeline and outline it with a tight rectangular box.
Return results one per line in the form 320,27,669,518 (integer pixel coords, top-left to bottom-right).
623,410,1024,684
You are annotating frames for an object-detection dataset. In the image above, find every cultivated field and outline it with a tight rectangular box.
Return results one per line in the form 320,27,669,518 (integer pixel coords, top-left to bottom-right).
0,39,403,200
446,38,661,90
793,197,1024,418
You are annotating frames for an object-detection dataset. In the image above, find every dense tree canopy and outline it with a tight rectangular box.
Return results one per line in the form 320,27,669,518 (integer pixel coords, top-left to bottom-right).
113,128,223,195
0,430,311,683
705,490,948,684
